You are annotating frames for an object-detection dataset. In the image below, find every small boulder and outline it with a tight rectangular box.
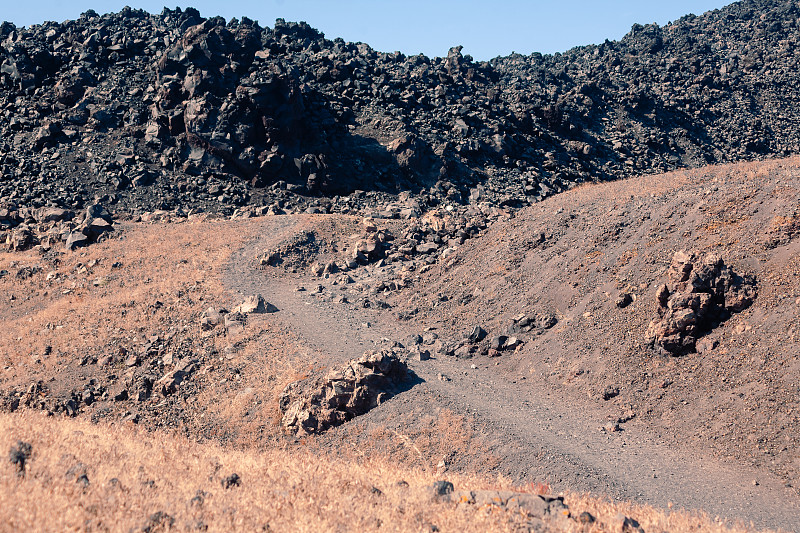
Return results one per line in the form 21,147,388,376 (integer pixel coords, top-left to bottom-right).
428,480,454,502
221,473,241,489
602,385,620,401
157,361,196,396
504,337,523,350
66,229,90,251
84,217,113,237
8,225,35,251
615,292,634,308
489,335,507,351
83,203,112,224
416,242,440,254
233,294,278,314
536,312,558,330
141,512,174,533
200,307,226,331
37,208,73,224
614,513,645,533
467,326,487,343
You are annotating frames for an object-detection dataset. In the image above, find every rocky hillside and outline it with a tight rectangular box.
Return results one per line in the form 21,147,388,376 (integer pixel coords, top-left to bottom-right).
1,0,799,217
386,156,800,491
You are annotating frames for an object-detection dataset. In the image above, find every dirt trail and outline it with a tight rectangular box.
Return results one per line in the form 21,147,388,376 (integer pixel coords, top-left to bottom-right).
224,216,800,531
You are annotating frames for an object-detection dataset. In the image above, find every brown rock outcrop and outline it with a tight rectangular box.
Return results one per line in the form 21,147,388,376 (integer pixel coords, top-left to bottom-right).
279,350,409,435
646,251,756,355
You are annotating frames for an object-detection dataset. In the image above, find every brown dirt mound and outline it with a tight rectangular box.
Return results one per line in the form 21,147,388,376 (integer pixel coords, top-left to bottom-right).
390,157,800,490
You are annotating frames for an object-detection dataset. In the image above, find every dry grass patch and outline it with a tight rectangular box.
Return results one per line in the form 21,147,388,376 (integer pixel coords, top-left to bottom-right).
0,217,257,369
0,215,323,441
0,412,772,533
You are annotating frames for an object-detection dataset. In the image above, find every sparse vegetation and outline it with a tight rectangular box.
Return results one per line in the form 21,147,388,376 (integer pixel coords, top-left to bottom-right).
0,412,767,532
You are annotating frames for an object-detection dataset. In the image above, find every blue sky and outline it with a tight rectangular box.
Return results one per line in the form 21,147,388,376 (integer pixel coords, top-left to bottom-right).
4,1,730,60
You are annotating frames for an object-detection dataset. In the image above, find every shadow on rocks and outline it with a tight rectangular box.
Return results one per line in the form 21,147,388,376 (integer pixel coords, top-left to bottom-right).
279,349,423,436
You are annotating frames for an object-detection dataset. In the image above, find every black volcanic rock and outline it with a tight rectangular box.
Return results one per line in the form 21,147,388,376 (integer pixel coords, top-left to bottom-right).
0,1,799,220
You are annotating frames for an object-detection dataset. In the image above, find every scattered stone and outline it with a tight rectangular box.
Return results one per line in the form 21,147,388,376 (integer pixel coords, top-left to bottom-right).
190,490,209,507
200,307,226,331
406,334,423,346
453,488,569,519
63,204,115,251
695,337,719,354
616,292,634,308
141,511,175,533
15,266,41,280
602,386,620,401
64,461,88,482
489,335,507,351
416,242,440,254
113,389,129,401
233,294,278,314
536,312,558,330
613,513,645,533
8,225,35,252
505,337,523,350
421,331,438,344
467,326,487,343
428,480,454,502
157,360,196,396
66,231,89,251
76,473,90,488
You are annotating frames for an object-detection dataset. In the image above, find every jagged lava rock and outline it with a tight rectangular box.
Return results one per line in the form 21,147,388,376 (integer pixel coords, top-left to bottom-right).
279,350,409,435
646,251,756,355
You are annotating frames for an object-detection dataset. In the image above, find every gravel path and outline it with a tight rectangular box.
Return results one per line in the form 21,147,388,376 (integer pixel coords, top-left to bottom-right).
224,216,800,531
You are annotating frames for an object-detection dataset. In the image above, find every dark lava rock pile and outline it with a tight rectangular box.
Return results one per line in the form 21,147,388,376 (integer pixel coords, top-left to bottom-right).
2,202,113,251
1,0,800,219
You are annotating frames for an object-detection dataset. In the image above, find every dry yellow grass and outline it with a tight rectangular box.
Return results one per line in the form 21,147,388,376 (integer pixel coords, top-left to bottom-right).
0,411,774,533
